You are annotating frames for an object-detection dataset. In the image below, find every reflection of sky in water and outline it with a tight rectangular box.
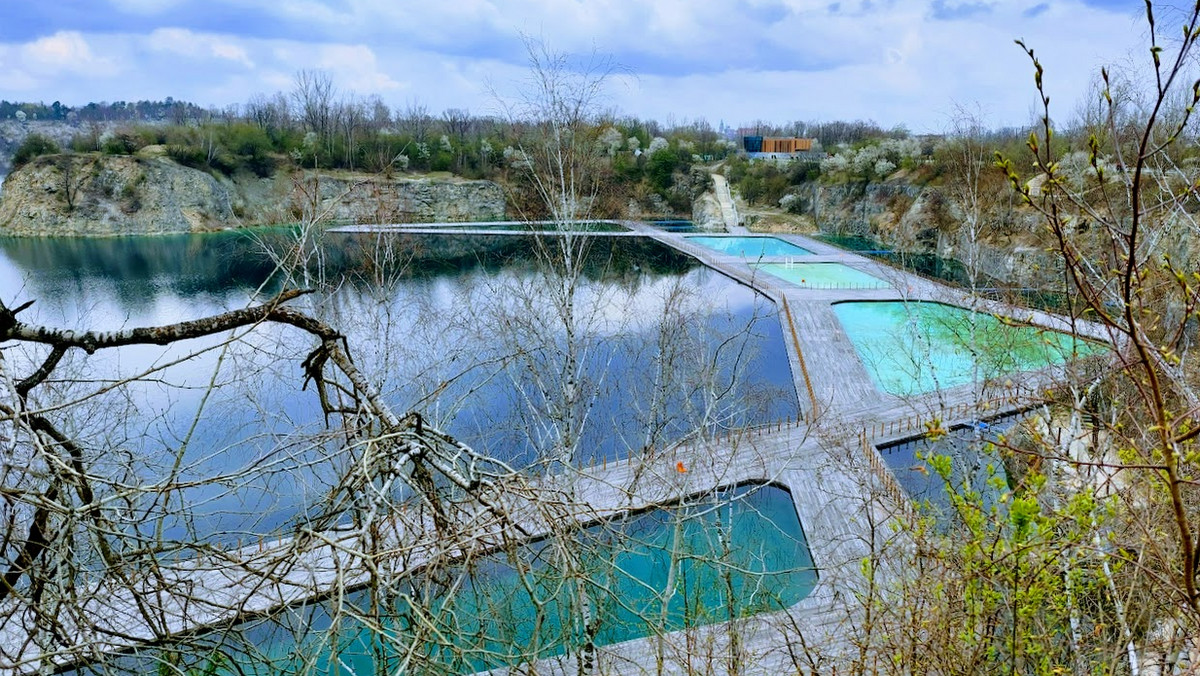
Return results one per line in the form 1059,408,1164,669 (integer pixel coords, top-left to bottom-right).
0,234,797,540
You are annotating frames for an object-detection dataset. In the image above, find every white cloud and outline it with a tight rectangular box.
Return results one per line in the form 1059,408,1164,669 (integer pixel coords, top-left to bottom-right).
146,28,255,68
0,31,119,91
0,0,1168,129
315,45,402,94
22,31,115,76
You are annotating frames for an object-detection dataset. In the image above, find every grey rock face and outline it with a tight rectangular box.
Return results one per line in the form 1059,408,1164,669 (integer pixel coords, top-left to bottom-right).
0,157,509,236
306,174,506,224
0,154,235,236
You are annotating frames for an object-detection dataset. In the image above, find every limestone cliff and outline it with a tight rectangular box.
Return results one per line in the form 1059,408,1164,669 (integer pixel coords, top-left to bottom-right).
0,153,236,236
300,173,506,224
800,178,1054,286
691,192,725,231
0,153,509,237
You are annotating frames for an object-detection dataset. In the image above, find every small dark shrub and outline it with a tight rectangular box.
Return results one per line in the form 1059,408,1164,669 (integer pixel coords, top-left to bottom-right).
12,134,60,167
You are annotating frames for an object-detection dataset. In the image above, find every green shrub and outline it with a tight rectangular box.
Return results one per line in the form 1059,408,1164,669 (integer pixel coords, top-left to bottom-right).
166,144,207,169
12,134,61,167
102,130,144,155
645,150,678,192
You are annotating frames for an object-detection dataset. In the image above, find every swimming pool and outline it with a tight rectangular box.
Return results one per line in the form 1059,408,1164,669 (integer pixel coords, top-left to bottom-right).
879,418,1015,526
687,236,812,258
833,301,1103,396
111,483,817,675
404,221,629,232
755,262,888,288
649,219,697,233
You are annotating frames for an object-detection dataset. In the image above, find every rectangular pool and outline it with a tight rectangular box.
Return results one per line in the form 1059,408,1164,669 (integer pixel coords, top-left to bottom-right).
104,483,817,675
687,236,812,258
833,300,1104,395
755,262,889,289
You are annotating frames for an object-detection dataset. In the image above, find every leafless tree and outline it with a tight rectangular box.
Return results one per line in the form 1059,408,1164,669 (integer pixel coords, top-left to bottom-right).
398,101,433,144
245,92,292,137
292,70,337,153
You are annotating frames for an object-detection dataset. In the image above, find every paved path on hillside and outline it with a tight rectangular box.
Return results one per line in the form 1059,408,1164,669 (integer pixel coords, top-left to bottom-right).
710,173,748,233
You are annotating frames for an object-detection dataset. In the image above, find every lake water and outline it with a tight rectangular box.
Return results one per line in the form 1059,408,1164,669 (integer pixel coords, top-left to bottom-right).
0,230,798,540
879,420,1014,526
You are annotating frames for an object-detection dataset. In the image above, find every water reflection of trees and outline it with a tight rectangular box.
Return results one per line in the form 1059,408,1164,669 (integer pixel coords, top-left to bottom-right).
0,223,803,674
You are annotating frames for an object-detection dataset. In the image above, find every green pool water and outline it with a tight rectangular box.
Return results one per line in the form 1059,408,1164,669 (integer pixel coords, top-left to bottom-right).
687,236,812,257
756,262,888,288
833,301,1104,396
124,483,816,675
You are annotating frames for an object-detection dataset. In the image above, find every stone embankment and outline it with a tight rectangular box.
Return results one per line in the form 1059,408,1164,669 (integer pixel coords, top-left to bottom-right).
305,174,505,225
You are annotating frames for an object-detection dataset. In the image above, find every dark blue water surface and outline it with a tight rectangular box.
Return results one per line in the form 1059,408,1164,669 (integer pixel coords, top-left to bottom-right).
0,231,797,540
878,417,1015,525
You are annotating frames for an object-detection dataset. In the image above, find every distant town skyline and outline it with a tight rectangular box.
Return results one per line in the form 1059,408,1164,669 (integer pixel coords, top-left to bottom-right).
0,1,1184,132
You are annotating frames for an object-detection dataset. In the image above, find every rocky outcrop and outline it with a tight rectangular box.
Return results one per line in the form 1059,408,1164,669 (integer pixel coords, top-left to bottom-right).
0,153,236,236
0,120,118,181
301,174,506,224
809,180,924,239
802,178,1058,286
0,154,509,236
690,192,725,231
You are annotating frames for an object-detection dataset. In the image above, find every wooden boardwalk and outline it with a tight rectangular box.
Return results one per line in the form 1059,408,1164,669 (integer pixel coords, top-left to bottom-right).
1,222,1112,674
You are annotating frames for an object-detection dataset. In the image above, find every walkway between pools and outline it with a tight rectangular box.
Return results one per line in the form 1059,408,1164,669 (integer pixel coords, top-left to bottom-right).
326,219,1117,671
309,219,1119,670
3,221,1116,674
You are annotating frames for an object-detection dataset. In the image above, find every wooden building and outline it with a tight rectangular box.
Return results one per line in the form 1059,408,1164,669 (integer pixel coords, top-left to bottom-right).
742,136,816,155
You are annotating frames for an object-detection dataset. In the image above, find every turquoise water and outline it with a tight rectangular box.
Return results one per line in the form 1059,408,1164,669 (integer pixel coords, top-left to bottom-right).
687,236,812,258
756,262,888,288
109,483,816,675
833,301,1103,396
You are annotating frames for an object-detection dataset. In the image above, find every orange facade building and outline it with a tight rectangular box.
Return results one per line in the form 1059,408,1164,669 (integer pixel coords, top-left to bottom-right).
759,138,814,153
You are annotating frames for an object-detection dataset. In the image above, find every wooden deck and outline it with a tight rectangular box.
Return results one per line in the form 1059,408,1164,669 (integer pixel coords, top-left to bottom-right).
0,222,1111,674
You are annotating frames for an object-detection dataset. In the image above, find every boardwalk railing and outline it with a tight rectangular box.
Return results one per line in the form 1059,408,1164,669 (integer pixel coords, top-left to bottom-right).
862,394,1027,440
860,430,916,523
790,282,890,290
779,296,820,414
855,393,1031,523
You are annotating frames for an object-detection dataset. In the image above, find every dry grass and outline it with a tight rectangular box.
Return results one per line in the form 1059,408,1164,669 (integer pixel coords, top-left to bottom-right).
745,210,817,233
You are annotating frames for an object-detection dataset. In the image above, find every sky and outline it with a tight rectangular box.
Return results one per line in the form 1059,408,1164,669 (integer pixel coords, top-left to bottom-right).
0,0,1188,133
